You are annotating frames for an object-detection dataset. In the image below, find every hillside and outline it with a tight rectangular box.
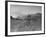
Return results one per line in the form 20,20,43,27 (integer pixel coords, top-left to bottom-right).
10,13,42,32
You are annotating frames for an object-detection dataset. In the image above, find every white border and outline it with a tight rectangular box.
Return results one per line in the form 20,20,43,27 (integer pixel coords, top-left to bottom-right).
8,2,44,35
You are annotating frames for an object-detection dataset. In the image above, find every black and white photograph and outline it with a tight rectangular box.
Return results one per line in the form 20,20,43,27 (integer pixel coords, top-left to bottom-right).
6,1,45,35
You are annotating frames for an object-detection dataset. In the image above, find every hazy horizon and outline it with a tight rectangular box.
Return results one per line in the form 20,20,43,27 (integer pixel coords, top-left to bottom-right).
10,5,42,18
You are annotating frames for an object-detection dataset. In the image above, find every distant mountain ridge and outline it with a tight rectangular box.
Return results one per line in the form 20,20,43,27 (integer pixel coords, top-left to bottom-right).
10,13,41,20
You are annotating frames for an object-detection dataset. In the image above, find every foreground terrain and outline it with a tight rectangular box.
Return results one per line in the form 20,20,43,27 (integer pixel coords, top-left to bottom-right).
10,13,42,32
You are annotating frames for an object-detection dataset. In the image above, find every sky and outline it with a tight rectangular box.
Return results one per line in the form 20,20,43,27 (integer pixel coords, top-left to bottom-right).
10,5,42,18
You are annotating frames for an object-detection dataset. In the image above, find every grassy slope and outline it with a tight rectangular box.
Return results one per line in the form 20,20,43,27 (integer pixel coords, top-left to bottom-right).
10,13,42,32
